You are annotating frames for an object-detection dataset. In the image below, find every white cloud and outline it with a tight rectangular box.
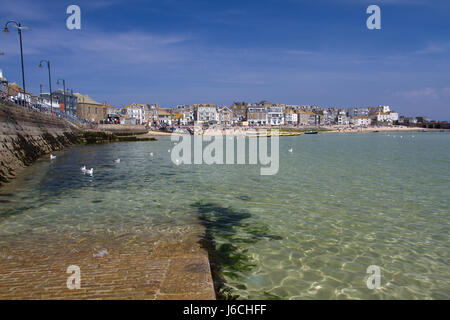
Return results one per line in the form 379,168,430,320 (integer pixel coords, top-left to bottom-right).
397,88,439,100
0,0,50,21
1,25,190,65
414,42,450,55
283,50,315,55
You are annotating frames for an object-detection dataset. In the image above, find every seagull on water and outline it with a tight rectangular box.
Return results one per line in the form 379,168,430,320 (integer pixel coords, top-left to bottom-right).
114,159,120,163
81,166,87,172
288,148,293,153
149,152,154,157
85,168,94,175
50,154,56,160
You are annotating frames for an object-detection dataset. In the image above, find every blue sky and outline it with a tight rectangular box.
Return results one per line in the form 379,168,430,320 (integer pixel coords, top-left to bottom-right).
0,0,449,119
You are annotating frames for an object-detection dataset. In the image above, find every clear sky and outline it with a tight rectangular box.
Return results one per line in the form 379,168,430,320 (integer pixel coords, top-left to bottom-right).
0,0,449,119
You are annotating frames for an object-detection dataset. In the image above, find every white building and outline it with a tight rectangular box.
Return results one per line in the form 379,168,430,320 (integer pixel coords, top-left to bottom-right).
267,105,285,126
122,104,146,124
389,112,399,122
348,107,369,118
283,108,298,125
375,112,388,123
196,104,218,124
352,116,372,127
337,110,349,125
381,105,391,113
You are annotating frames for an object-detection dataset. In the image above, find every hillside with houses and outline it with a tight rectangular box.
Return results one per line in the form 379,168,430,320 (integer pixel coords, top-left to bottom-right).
1,69,444,130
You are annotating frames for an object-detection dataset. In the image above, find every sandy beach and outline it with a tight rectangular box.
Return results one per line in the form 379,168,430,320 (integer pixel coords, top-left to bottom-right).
164,126,446,136
135,126,448,139
324,126,448,133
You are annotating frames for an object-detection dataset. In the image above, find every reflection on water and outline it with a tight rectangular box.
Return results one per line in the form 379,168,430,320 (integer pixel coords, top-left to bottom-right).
0,133,449,299
192,201,282,299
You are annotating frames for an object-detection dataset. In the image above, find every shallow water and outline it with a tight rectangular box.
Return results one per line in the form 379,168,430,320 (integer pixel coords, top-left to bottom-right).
0,132,449,299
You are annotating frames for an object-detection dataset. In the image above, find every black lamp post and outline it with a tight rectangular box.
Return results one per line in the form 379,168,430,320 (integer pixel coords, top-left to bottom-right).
56,78,66,114
39,84,44,112
3,20,29,105
39,60,52,113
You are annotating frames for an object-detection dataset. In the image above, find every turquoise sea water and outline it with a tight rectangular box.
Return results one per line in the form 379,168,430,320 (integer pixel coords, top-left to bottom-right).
0,132,449,299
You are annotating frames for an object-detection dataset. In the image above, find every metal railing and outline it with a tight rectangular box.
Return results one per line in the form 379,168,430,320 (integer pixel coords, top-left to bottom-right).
0,88,94,125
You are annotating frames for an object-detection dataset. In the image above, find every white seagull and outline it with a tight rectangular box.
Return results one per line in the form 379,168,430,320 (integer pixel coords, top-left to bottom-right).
288,148,293,153
149,152,154,157
50,154,56,160
114,159,120,163
81,166,87,172
93,249,108,258
85,168,94,175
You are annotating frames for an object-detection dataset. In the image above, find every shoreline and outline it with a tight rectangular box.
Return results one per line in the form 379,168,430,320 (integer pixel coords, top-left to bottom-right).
145,126,448,137
323,126,448,133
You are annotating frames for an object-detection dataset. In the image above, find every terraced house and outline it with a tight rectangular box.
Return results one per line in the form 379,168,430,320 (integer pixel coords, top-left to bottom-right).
283,108,298,125
231,102,248,122
121,103,147,125
267,104,285,126
218,106,232,126
247,104,268,126
157,107,172,125
298,110,321,126
337,110,349,125
146,104,159,124
195,104,218,124
174,105,195,125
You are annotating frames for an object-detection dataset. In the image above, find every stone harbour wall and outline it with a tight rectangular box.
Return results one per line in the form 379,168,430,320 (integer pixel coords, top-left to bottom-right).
0,100,80,185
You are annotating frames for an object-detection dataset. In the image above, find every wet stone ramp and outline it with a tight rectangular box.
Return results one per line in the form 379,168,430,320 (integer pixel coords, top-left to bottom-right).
0,228,215,300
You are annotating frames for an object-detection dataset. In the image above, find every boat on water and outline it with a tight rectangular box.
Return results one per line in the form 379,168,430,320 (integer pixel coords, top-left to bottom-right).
305,131,318,135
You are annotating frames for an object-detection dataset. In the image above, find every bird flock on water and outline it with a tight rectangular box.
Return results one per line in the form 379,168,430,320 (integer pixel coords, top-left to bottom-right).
49,149,159,178
49,132,418,178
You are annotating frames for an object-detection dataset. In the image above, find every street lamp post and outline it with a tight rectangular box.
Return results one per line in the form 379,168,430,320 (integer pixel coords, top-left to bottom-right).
57,78,66,114
39,84,45,112
3,20,29,105
39,60,53,113
71,89,76,118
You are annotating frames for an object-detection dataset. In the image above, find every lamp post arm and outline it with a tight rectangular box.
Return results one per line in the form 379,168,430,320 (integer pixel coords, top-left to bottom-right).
5,20,19,29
